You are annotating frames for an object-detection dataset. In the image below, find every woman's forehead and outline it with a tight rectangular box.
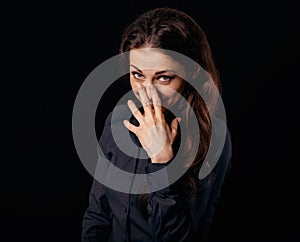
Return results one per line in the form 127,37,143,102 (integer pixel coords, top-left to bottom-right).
129,48,186,75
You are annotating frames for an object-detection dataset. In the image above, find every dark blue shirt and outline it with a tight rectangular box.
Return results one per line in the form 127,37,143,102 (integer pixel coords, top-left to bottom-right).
82,105,232,242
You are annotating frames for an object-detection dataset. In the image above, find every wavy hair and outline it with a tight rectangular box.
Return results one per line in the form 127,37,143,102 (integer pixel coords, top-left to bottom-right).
119,7,221,206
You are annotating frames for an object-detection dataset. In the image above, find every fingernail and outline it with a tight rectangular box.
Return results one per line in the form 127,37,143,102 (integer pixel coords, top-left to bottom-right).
177,117,182,123
123,120,127,127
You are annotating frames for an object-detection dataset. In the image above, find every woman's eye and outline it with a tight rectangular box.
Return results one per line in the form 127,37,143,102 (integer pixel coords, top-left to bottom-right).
157,75,174,82
132,72,144,80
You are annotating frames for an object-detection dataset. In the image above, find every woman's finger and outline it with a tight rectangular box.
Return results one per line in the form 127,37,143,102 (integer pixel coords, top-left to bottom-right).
170,117,181,141
149,84,163,116
127,100,142,122
137,84,153,116
123,119,139,134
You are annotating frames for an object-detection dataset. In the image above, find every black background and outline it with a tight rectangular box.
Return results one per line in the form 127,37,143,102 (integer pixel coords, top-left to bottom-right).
4,0,300,241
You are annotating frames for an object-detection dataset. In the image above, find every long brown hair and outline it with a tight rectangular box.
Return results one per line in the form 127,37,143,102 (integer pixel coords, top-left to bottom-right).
120,7,221,198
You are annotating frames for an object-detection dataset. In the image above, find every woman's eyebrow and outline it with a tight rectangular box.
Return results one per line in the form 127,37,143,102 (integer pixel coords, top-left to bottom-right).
130,64,143,73
130,64,178,75
155,70,177,75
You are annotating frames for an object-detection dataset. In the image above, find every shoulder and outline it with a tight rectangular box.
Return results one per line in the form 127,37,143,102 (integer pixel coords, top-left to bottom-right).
99,104,131,140
198,116,232,181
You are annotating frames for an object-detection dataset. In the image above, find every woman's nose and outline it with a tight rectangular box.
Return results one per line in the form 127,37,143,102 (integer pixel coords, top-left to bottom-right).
141,80,153,99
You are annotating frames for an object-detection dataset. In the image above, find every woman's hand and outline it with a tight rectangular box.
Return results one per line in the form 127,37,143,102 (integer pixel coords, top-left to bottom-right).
123,84,181,163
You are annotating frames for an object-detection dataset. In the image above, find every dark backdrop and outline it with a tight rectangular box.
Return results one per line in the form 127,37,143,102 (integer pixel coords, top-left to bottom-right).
4,0,300,241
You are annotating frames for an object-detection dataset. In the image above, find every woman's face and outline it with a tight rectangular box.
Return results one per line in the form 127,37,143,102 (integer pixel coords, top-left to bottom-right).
129,48,186,110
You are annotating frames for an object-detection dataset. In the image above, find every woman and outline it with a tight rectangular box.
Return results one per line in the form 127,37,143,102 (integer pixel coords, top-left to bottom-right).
82,7,232,242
